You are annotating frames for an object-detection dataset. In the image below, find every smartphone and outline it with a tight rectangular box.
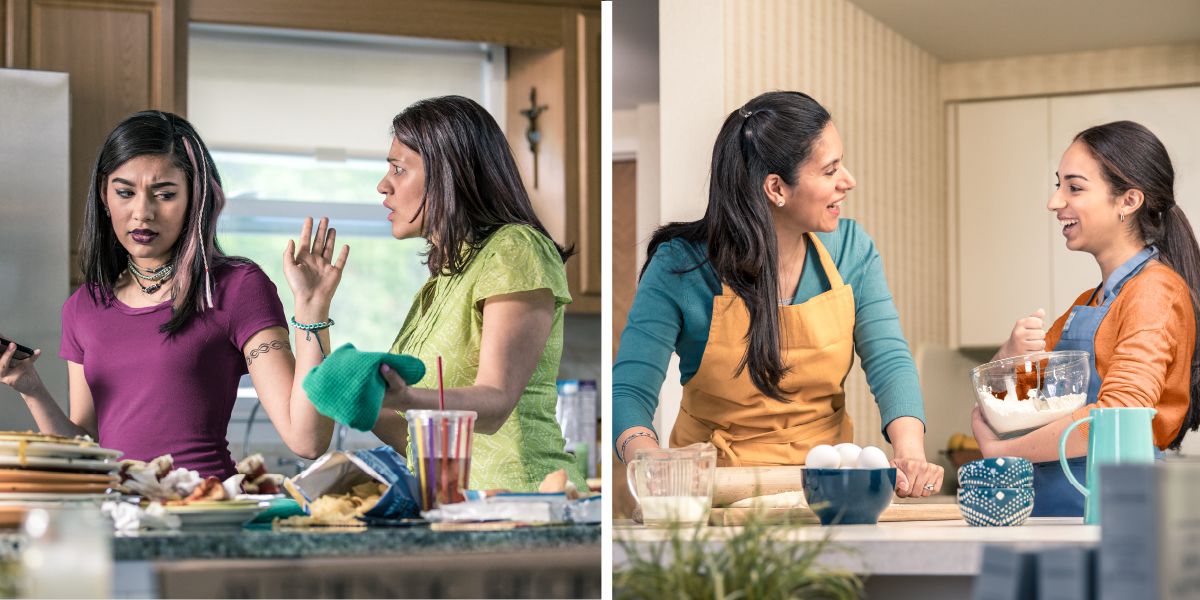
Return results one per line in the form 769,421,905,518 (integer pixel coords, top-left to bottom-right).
0,337,34,361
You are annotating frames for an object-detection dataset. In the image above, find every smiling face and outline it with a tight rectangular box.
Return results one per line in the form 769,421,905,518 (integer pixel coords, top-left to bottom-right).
103,154,188,267
1048,141,1137,255
767,123,857,233
378,138,427,240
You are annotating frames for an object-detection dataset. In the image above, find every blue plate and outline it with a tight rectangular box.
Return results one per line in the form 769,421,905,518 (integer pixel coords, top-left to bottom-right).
957,486,1034,527
802,467,897,526
957,457,1034,488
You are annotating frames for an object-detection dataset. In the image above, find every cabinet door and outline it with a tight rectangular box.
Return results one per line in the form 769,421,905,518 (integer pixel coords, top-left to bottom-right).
4,0,187,285
1048,87,1200,317
956,98,1053,347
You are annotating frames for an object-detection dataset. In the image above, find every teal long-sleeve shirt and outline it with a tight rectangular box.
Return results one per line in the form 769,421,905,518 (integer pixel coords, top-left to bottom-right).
612,219,926,447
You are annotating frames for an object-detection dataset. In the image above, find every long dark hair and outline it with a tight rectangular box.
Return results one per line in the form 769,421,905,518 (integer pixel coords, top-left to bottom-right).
79,110,241,334
1076,120,1200,449
641,91,832,402
391,95,571,275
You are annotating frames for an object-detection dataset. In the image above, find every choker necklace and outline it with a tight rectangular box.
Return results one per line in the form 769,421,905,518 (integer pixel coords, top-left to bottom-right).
128,257,174,295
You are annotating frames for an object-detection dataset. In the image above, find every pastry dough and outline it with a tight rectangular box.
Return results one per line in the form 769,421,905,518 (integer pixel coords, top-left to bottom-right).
727,490,807,509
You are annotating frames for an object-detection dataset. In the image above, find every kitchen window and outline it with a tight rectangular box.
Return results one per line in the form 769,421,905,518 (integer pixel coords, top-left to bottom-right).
188,24,504,457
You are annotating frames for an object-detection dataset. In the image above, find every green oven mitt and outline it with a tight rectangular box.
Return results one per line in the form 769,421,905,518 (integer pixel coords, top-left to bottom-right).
302,343,426,431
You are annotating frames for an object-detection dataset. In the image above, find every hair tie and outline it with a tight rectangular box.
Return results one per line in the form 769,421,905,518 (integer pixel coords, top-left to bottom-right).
739,107,755,118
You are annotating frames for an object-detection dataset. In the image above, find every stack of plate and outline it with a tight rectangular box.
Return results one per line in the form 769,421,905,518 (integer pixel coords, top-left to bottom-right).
0,431,121,503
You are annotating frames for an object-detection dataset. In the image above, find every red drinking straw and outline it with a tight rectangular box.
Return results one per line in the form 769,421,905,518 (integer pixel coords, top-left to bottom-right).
437,355,445,411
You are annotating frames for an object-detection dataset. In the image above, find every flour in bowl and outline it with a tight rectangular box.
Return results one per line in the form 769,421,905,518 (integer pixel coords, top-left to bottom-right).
975,386,1086,435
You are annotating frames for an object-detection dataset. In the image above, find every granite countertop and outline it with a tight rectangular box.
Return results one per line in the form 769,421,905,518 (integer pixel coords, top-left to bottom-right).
0,523,600,562
614,518,1097,576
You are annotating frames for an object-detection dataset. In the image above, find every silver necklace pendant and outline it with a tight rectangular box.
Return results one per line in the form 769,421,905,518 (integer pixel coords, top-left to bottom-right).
140,282,162,295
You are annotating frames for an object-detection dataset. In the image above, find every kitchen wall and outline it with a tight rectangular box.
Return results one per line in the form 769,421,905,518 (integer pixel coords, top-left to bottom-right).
660,0,946,452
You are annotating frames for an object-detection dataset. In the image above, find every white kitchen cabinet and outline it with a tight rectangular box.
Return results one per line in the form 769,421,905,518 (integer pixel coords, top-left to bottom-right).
1047,87,1200,315
955,98,1053,347
955,86,1200,348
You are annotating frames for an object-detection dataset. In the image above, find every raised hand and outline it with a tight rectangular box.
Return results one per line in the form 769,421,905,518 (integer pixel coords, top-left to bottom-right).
283,217,350,306
998,308,1046,359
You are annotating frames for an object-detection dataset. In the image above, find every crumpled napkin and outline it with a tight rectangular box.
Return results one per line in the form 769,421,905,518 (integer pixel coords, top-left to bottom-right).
120,465,203,502
101,501,181,532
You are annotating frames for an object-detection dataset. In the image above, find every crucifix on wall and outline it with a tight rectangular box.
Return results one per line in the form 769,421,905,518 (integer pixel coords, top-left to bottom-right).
519,87,549,189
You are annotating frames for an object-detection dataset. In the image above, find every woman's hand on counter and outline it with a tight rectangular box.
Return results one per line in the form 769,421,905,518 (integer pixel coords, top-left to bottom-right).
885,416,943,497
892,456,944,497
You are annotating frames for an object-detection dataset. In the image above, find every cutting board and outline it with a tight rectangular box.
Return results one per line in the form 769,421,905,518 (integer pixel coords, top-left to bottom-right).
709,498,962,526
712,466,805,506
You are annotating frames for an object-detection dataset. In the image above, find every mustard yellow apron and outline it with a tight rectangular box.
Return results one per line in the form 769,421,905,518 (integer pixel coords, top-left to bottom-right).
670,233,856,466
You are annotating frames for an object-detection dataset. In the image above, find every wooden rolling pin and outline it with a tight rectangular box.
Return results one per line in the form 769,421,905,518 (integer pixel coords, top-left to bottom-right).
712,466,806,506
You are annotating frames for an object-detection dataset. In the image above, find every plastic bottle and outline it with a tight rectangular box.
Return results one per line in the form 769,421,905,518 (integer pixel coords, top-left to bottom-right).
579,380,598,477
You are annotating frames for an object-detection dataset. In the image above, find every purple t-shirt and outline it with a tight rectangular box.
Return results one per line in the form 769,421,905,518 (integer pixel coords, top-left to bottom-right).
60,261,286,478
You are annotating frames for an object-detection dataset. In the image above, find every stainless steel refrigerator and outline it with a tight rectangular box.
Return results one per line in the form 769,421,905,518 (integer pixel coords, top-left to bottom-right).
0,68,70,429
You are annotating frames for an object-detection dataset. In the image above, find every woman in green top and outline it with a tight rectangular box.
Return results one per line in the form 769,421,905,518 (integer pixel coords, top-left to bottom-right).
370,95,584,491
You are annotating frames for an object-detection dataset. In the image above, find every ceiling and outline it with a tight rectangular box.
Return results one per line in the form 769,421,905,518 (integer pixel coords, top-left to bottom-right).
613,0,1200,109
849,0,1200,62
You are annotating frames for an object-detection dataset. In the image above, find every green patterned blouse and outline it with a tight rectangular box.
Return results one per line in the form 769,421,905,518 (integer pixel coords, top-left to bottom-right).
390,224,586,491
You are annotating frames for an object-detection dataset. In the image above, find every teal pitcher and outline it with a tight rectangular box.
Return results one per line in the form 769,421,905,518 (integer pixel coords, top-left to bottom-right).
1058,407,1156,524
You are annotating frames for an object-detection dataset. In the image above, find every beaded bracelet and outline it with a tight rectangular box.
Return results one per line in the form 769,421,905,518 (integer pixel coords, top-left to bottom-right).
618,430,658,464
290,316,334,358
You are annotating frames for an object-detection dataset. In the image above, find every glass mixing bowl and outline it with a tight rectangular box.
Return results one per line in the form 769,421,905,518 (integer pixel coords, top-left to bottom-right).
969,351,1090,437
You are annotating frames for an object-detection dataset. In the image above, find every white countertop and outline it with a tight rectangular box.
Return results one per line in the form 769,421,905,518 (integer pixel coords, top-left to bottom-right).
614,517,1099,576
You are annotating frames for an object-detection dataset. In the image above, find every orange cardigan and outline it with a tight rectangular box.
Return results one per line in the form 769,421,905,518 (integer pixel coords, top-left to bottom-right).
1046,261,1195,448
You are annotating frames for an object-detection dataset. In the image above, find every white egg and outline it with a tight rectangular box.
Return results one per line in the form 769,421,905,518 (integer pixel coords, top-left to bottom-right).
805,444,841,468
834,443,862,469
856,445,891,469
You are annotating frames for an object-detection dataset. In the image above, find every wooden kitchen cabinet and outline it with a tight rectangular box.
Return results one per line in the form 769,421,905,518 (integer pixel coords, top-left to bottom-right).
2,0,188,285
954,86,1200,348
505,9,601,313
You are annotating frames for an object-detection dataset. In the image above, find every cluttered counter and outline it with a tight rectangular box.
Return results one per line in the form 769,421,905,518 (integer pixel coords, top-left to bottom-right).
0,432,601,598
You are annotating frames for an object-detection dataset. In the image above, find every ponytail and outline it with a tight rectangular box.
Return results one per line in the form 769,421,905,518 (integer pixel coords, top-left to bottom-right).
1157,205,1200,448
1076,121,1200,448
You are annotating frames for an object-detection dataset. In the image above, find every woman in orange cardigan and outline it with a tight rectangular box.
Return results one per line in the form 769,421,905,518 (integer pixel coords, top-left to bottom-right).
973,121,1200,517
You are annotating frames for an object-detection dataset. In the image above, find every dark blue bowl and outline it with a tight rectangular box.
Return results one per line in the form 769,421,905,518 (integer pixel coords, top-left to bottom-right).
957,457,1034,488
957,486,1034,527
802,467,897,525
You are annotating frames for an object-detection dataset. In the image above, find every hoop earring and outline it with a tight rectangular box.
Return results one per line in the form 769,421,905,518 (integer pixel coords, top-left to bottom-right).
1119,213,1125,223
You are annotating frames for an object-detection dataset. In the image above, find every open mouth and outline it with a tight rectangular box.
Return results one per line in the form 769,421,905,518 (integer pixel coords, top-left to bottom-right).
827,199,844,213
130,229,158,244
1060,219,1079,235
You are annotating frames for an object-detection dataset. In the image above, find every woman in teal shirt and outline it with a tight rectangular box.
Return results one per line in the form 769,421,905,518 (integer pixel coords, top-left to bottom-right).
613,91,942,496
369,96,584,491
